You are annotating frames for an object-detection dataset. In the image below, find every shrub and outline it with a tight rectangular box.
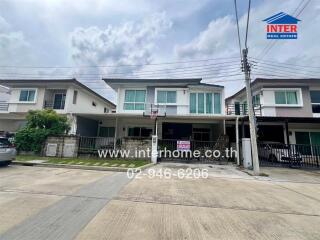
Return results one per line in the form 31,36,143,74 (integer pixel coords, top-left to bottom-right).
15,109,70,153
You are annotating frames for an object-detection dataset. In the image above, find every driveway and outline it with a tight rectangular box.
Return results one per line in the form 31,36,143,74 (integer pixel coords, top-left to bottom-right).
0,164,320,240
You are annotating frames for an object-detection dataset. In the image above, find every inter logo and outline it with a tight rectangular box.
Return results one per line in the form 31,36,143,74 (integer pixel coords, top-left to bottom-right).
263,12,301,39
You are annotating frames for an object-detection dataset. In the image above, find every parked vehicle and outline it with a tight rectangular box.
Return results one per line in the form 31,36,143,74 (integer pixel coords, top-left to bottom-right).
258,142,302,164
0,137,16,166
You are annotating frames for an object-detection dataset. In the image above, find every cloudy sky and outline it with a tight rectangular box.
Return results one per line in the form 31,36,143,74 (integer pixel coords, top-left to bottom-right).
0,0,319,102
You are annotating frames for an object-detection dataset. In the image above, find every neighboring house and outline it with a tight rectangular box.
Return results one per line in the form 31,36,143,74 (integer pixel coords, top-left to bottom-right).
0,79,115,135
225,78,320,146
98,78,233,142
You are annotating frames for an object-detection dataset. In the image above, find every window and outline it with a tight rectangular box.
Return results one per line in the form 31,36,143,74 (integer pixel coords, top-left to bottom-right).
99,127,115,137
252,94,260,105
53,93,66,109
73,90,78,104
275,90,298,105
190,92,221,114
157,91,176,104
124,90,146,110
19,89,36,102
311,91,320,113
128,127,152,138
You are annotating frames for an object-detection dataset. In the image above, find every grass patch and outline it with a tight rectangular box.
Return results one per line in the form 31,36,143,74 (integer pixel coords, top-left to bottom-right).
15,155,149,168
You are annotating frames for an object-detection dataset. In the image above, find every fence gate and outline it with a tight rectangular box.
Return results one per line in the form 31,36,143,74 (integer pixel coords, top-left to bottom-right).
258,142,320,169
157,137,232,163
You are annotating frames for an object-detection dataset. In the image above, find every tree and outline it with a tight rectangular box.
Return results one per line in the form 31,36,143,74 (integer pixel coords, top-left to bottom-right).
15,110,70,153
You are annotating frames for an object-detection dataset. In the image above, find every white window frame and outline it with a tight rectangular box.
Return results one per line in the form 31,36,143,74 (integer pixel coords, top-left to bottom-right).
262,88,303,107
18,88,37,103
310,90,320,117
123,88,146,111
189,91,222,115
155,89,177,105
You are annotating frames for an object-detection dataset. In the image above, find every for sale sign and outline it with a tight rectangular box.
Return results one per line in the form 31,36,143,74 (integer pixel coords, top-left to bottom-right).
177,141,190,151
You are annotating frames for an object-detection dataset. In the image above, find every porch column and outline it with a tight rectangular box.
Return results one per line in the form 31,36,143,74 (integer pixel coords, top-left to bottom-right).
235,117,240,165
285,119,289,144
223,120,226,135
114,117,118,150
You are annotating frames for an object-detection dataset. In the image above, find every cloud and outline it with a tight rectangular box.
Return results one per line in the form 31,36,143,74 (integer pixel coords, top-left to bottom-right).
0,16,34,66
70,12,172,70
175,15,239,59
174,0,320,96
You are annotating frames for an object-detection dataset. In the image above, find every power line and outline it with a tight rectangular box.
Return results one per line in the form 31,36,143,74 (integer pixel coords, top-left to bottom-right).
234,0,242,59
0,57,239,69
250,57,320,69
245,0,251,49
296,0,311,17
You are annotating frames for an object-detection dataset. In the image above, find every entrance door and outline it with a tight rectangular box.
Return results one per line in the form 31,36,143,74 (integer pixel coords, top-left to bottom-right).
53,93,66,109
235,102,240,115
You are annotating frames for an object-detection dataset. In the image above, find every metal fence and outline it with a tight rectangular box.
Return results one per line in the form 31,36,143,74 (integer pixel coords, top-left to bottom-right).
258,143,320,169
158,139,232,163
226,103,262,116
78,136,116,154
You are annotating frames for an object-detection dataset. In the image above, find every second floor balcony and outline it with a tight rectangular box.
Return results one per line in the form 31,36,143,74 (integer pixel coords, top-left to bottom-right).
0,101,9,112
43,90,66,110
226,103,262,116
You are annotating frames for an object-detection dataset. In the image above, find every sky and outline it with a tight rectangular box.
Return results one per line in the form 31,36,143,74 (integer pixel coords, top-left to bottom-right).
0,0,319,103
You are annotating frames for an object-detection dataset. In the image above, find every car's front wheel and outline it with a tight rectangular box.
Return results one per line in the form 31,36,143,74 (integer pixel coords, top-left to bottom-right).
0,161,11,167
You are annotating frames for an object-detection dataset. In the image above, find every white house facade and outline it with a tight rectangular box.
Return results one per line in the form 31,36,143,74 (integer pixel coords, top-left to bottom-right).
0,79,115,135
225,78,320,146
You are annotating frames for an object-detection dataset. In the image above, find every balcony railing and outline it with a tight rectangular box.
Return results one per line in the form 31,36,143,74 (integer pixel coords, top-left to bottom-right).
226,103,262,116
43,100,65,110
0,101,9,111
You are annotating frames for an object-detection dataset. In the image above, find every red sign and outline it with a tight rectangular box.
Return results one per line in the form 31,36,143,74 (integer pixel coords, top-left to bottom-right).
177,141,190,151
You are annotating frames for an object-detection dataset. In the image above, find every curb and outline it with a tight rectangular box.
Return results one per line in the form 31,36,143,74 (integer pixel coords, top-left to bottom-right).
12,161,155,172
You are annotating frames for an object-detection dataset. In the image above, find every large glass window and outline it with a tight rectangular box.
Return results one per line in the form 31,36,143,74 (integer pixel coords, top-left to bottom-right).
311,91,320,113
190,93,197,113
19,89,36,102
124,90,146,110
157,91,176,104
189,92,221,114
99,127,115,137
128,127,152,138
275,90,298,105
214,93,221,114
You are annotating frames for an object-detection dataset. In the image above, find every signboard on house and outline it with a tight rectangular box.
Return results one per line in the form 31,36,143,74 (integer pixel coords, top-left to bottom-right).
177,141,191,151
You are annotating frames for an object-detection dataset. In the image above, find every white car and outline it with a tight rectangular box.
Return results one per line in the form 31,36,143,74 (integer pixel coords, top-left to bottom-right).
0,137,17,166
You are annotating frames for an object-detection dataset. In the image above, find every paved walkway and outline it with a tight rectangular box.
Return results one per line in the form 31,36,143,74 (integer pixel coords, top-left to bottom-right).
0,170,131,240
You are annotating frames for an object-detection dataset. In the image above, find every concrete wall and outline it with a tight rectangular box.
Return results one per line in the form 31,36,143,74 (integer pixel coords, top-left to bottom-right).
6,85,113,114
44,135,79,157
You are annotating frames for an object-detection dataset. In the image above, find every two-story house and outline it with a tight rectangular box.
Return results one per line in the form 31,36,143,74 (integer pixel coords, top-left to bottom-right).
225,78,320,146
98,78,234,143
0,79,115,136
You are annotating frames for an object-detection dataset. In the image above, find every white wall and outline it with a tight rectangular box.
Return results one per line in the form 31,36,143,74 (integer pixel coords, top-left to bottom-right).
6,85,113,115
116,86,224,116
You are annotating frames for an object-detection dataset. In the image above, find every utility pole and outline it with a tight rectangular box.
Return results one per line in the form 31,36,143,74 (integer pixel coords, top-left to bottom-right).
242,48,260,175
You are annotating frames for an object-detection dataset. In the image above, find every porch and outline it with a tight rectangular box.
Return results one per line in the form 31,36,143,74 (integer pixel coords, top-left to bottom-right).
74,113,237,162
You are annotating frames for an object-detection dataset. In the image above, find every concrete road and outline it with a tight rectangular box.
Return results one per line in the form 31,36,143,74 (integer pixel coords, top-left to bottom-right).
0,164,320,240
